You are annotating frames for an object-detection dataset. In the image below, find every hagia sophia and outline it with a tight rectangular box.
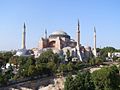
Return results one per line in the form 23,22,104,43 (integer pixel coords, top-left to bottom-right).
15,20,97,61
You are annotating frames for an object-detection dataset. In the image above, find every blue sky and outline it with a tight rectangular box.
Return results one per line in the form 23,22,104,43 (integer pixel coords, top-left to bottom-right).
0,0,120,50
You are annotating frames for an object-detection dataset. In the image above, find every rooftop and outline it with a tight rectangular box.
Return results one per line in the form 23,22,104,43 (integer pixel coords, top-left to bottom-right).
51,31,68,36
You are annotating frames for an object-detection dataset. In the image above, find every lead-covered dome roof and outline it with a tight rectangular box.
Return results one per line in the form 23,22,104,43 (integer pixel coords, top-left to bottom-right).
51,31,68,35
49,30,70,39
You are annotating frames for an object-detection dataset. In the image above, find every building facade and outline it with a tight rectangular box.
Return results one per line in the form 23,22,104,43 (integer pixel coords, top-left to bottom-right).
15,21,97,61
37,20,96,61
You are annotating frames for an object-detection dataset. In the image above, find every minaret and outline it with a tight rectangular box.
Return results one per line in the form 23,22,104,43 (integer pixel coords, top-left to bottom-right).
44,29,48,48
45,29,47,39
76,20,82,61
93,27,97,57
77,19,80,47
22,23,26,49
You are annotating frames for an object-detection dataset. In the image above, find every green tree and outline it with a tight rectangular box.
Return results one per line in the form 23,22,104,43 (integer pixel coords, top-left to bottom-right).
74,62,86,70
58,64,67,73
64,71,95,90
92,65,120,90
95,57,103,65
36,63,50,75
28,65,36,76
17,56,37,78
37,49,54,63
74,71,95,90
99,47,116,57
64,75,75,90
84,71,95,90
52,53,60,64
66,49,70,58
0,74,6,86
66,49,72,61
36,49,60,65
89,58,95,66
47,61,57,73
1,52,13,63
9,56,19,68
112,56,118,61
67,62,74,72
27,56,36,66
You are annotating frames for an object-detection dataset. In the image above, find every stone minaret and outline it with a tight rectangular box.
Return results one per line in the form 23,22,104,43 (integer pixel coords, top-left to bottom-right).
44,29,48,47
76,20,82,61
93,27,97,57
45,29,47,39
22,23,26,49
77,19,80,47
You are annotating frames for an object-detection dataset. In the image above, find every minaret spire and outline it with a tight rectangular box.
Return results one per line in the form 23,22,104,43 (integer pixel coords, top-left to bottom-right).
93,26,97,57
44,29,48,48
77,19,80,47
22,22,26,49
76,19,82,61
45,29,47,39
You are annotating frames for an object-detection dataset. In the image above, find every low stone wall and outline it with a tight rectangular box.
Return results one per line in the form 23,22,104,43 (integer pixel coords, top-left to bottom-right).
0,76,65,90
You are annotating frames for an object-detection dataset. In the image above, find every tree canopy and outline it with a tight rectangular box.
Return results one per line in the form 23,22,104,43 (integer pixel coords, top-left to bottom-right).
92,65,120,90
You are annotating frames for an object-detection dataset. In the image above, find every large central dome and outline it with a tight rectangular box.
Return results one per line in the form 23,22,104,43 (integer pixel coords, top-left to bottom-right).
51,31,68,35
49,30,70,39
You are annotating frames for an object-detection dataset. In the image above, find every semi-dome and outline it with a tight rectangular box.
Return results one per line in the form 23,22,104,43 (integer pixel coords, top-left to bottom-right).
15,49,33,56
51,31,68,35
